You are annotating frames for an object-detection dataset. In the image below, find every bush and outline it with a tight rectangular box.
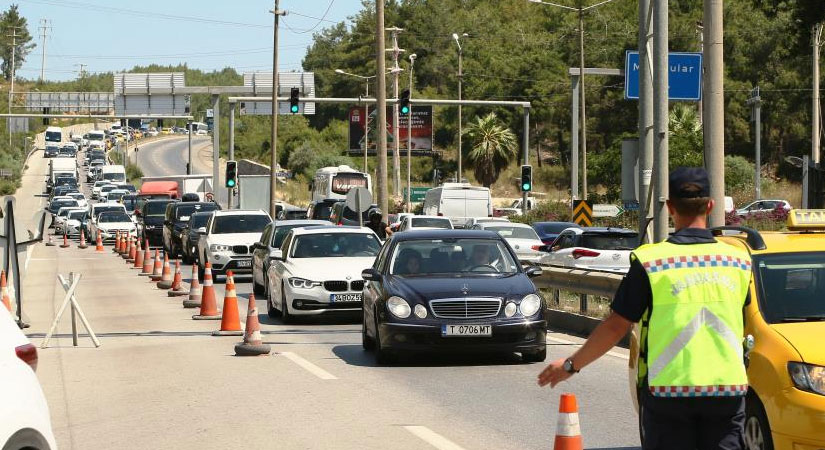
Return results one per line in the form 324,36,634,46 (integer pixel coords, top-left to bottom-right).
510,201,571,224
724,155,754,201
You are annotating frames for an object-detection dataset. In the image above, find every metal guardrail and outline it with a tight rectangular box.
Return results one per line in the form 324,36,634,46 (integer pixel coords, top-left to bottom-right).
533,264,626,315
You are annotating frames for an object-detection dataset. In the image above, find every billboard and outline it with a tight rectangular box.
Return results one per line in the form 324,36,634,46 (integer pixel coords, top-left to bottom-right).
348,105,433,155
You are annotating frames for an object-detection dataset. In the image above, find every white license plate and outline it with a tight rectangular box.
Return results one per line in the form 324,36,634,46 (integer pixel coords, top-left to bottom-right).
236,260,251,268
330,293,362,303
441,324,492,337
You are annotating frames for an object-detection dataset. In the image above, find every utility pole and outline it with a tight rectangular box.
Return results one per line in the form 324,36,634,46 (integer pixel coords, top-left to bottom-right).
747,86,762,200
407,53,417,213
704,0,725,228
386,27,404,197
7,27,19,148
364,82,370,173
453,33,467,183
228,102,235,209
813,23,822,167
652,0,669,242
39,19,50,83
578,1,588,199
638,0,653,242
696,22,704,127
269,0,287,218
376,0,389,220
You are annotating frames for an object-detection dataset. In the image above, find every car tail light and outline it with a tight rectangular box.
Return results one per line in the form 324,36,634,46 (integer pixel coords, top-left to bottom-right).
572,249,600,259
531,245,544,251
15,343,38,371
437,213,443,216
337,220,343,226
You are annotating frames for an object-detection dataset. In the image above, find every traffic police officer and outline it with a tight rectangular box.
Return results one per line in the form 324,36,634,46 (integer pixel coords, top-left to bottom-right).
538,167,752,449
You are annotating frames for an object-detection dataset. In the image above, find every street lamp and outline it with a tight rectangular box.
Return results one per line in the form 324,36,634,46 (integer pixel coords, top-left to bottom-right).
528,0,619,200
407,53,417,212
335,69,377,173
452,32,468,183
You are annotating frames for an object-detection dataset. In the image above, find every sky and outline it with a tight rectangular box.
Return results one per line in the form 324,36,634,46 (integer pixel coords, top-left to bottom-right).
11,0,362,82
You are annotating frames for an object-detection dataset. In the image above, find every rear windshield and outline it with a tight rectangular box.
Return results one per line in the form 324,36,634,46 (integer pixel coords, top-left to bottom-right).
340,205,370,222
311,202,333,220
755,252,825,323
93,206,125,217
212,215,270,234
144,201,173,217
175,203,219,221
272,224,310,248
580,233,638,250
52,199,78,208
534,222,579,235
410,217,452,229
487,226,540,240
189,213,212,229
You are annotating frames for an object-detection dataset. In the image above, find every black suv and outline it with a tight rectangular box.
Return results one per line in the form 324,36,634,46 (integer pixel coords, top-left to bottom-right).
163,201,220,257
329,201,378,226
138,199,177,247
307,199,338,221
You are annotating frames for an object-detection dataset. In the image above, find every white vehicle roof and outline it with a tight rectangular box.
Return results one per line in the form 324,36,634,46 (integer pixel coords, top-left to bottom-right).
407,215,452,221
273,219,328,228
51,196,73,201
57,206,85,214
477,222,534,230
290,225,375,236
212,209,269,217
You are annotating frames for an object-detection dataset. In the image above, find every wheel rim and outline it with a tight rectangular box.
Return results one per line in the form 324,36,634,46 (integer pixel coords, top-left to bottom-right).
743,416,764,450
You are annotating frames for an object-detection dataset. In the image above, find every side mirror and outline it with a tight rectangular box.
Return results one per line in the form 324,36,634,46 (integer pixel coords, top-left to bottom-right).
196,227,207,235
362,268,382,282
524,265,543,278
269,249,283,260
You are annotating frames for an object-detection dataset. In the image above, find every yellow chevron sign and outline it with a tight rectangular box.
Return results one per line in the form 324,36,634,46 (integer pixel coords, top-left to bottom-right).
573,200,593,226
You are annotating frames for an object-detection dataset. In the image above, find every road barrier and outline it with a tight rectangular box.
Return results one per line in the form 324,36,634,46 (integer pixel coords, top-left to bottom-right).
213,271,243,336
235,294,271,356
41,273,100,348
553,393,583,450
192,262,220,320
533,265,624,315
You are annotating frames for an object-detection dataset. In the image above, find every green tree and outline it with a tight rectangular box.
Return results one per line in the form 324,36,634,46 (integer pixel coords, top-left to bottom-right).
669,104,703,168
0,4,35,81
463,112,518,187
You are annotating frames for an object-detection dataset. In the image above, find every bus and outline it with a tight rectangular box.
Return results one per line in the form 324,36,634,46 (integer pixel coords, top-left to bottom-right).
45,126,62,145
189,122,208,135
310,165,372,202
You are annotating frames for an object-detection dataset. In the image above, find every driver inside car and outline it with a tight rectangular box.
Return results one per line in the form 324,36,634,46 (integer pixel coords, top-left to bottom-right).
467,244,499,271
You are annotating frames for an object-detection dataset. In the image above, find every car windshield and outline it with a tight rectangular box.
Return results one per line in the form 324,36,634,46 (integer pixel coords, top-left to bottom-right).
175,203,218,221
144,201,173,217
410,218,452,229
212,215,270,234
755,252,825,323
486,226,540,240
51,200,78,209
390,238,520,276
580,233,638,250
100,185,117,193
68,211,86,220
99,212,130,223
94,206,125,218
312,202,333,220
188,213,211,230
290,233,381,258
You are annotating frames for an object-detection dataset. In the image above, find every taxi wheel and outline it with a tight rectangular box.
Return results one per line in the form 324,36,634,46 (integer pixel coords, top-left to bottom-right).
744,395,774,450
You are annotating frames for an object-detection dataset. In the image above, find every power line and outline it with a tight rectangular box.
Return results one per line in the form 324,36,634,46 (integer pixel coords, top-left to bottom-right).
282,0,336,34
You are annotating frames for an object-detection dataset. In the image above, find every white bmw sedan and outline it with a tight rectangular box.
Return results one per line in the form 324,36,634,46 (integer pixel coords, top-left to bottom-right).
266,226,382,322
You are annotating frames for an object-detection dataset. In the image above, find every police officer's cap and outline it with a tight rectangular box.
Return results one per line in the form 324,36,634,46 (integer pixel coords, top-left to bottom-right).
669,167,710,199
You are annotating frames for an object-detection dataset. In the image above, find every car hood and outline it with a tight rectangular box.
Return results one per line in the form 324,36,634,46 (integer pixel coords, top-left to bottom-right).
207,233,264,245
771,323,825,366
383,274,535,302
284,257,376,280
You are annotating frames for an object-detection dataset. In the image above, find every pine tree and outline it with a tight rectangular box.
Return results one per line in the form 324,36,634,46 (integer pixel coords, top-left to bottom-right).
0,4,35,81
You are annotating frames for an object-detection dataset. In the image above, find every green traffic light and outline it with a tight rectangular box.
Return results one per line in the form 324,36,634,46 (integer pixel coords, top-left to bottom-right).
522,183,530,191
227,179,236,187
291,105,299,113
401,106,409,114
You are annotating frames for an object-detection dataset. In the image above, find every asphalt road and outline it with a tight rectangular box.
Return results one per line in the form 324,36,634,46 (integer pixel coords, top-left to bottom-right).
22,134,642,449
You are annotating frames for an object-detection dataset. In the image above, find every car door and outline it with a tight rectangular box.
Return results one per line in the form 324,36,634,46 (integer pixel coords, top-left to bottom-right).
363,240,392,325
269,232,293,304
547,232,576,266
253,224,273,285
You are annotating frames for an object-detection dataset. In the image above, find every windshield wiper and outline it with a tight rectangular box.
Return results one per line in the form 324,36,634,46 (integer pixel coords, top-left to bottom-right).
780,316,825,322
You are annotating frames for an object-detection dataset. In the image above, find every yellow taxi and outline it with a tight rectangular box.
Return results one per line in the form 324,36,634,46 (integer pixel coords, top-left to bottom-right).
717,210,825,450
628,210,825,450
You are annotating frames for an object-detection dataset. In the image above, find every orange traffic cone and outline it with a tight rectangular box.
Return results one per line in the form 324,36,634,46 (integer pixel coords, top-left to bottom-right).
150,251,166,282
59,232,70,248
235,294,270,356
95,230,104,252
553,394,583,450
213,271,242,336
122,236,132,260
192,262,221,320
168,260,188,297
46,234,56,246
137,240,151,270
78,229,88,249
182,265,202,308
112,231,120,253
156,255,174,289
140,249,157,276
1,270,12,312
132,239,144,269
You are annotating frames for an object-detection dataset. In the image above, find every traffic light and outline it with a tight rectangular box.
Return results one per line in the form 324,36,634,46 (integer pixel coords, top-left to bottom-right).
520,165,533,192
289,87,300,114
225,160,238,188
399,89,410,115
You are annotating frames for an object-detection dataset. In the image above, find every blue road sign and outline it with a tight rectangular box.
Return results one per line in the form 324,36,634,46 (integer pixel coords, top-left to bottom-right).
625,51,703,101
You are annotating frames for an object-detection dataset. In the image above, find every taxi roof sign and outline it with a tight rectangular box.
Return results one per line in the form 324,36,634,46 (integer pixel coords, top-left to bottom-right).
787,209,825,230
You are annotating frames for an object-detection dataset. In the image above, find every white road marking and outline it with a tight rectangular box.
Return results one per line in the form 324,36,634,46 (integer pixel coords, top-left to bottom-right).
403,426,466,450
548,336,629,360
280,352,337,380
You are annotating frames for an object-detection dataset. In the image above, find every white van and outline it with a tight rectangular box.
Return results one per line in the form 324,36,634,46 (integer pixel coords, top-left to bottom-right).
45,126,62,144
87,130,105,142
422,183,493,228
99,165,126,184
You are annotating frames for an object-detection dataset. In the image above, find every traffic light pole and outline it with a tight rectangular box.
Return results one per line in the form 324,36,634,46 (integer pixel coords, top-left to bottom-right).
522,107,530,216
228,103,236,209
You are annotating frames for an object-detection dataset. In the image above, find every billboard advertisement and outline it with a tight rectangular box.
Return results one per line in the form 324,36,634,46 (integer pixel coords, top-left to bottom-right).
348,105,433,155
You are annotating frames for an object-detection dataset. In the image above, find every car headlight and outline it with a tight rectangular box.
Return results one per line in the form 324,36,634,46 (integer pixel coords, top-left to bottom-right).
504,302,517,318
387,296,411,319
210,244,231,252
519,294,542,317
788,362,825,395
288,277,321,289
414,304,427,319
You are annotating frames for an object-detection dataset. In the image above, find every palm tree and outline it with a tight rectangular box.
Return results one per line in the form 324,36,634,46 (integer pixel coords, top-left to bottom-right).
462,113,518,187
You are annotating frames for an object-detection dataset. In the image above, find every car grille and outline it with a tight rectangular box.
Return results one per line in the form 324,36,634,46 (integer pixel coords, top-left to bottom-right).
429,298,502,319
350,280,364,291
232,245,249,255
324,281,348,292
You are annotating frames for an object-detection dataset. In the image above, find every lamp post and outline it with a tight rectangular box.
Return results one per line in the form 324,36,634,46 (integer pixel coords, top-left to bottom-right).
407,53,417,212
452,32,468,183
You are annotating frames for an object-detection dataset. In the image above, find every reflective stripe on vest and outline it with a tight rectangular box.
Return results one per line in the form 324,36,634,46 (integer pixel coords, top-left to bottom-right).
634,241,751,398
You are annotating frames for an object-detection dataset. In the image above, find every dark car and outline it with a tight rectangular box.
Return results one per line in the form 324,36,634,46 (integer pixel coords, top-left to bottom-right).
120,194,138,215
163,201,220,257
50,184,79,201
361,229,547,365
307,199,338,221
138,199,177,247
181,211,214,264
532,221,581,246
44,145,59,158
277,207,308,221
47,197,79,215
329,201,379,226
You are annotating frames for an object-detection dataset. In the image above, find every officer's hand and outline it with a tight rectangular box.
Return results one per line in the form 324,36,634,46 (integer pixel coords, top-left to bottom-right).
537,358,572,388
